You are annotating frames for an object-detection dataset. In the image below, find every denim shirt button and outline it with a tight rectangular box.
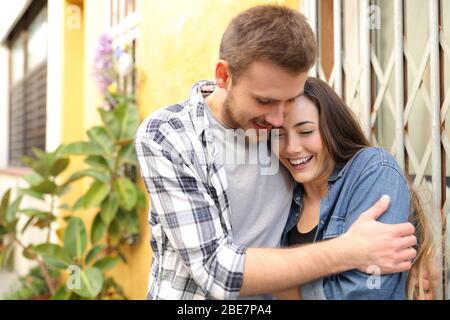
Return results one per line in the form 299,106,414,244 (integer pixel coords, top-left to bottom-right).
320,219,325,225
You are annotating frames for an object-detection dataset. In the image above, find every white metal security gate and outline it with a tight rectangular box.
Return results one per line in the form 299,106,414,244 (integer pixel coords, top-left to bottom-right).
302,0,449,299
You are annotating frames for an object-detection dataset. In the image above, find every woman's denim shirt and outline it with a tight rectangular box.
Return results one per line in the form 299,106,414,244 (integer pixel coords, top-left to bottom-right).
281,147,411,300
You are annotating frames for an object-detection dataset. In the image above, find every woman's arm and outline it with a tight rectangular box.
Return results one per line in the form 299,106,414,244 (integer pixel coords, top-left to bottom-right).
322,162,412,300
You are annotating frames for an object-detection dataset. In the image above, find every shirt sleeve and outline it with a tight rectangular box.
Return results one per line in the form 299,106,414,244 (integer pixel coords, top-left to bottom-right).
323,163,411,300
135,123,247,300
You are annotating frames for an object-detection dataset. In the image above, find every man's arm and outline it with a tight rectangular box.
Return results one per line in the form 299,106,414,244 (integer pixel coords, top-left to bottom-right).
240,195,416,296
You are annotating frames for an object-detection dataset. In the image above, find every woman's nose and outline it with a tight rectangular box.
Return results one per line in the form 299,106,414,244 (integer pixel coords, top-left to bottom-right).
284,135,302,156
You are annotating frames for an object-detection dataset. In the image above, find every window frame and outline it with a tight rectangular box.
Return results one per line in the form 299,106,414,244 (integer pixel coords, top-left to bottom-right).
7,0,48,168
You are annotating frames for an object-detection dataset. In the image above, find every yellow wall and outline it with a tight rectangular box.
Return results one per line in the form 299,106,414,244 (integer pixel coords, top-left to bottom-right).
60,0,85,213
137,0,300,118
60,0,301,300
62,2,84,145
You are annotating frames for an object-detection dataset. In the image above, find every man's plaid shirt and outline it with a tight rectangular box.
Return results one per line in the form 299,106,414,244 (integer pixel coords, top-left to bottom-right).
135,81,247,300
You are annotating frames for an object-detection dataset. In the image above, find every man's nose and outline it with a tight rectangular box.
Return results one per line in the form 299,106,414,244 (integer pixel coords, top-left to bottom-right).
265,104,285,127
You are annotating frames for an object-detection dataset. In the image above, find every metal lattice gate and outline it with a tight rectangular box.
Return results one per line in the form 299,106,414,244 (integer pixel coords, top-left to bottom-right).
302,0,450,299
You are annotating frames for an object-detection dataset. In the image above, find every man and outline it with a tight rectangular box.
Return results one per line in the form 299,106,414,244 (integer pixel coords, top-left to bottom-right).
135,5,418,300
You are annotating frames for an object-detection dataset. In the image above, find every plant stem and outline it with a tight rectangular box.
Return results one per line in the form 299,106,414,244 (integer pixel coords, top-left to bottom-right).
13,235,56,296
36,258,56,296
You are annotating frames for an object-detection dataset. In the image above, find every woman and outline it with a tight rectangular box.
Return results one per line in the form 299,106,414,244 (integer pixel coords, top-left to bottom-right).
273,77,435,300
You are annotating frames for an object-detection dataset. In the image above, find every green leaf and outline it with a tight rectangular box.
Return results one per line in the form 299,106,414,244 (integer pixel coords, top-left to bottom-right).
51,286,72,300
21,217,36,235
100,196,119,226
93,256,121,272
30,180,57,194
83,181,110,209
33,244,73,268
114,104,140,141
22,173,44,187
63,142,104,156
20,156,35,168
50,158,70,176
84,156,110,170
118,143,138,166
32,147,47,160
2,243,15,272
64,217,88,260
21,209,53,220
87,127,114,155
0,189,11,223
114,178,137,211
6,195,23,223
108,220,121,246
136,187,147,210
19,188,45,201
0,225,9,236
85,243,107,265
55,185,71,197
64,169,110,185
91,213,107,244
22,209,56,230
23,245,37,260
73,267,103,299
30,149,55,178
42,257,71,269
99,108,121,141
72,195,86,212
126,209,140,235
1,220,17,236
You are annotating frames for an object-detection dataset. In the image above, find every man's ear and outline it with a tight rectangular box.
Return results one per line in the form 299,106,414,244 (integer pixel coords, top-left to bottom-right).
215,60,231,89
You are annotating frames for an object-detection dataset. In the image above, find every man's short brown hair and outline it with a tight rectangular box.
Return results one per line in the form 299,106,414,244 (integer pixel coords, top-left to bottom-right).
220,5,317,79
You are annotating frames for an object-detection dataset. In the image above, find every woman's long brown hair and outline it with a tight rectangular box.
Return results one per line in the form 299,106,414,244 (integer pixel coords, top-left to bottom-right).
303,77,436,299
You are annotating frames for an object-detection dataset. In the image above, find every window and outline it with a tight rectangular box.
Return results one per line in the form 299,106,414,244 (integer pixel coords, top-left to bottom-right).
110,0,137,28
8,0,48,167
109,0,139,95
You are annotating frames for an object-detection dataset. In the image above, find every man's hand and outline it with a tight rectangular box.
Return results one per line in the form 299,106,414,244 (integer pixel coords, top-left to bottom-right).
341,195,417,274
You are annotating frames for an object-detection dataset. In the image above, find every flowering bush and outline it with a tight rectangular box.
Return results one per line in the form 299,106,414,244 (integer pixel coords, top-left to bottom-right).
0,32,142,300
93,33,136,110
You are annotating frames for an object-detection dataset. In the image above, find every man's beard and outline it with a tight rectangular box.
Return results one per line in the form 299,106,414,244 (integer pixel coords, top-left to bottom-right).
222,93,246,130
222,93,270,143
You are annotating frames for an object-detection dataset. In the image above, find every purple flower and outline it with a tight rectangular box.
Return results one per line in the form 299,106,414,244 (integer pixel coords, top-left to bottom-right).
93,33,114,94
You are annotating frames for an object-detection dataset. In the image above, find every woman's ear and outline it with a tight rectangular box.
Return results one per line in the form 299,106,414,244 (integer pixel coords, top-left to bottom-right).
215,60,230,89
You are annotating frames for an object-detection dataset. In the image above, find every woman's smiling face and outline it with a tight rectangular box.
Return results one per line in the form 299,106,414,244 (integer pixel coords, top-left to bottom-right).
274,95,327,184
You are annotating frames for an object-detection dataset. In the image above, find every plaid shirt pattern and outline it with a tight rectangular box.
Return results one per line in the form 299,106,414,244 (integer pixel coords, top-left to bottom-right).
135,81,247,300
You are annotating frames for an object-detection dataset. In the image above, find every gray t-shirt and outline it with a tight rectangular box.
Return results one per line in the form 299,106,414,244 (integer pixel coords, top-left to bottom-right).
204,105,294,248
